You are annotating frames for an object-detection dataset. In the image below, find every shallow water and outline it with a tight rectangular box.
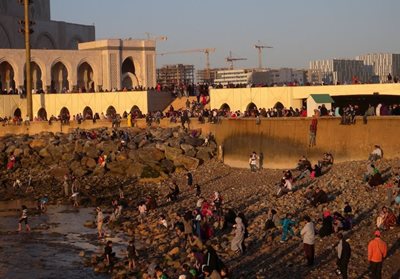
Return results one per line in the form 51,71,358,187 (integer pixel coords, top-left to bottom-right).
0,200,129,279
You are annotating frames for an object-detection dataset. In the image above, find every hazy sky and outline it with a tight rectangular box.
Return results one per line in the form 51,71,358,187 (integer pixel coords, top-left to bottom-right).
52,0,400,70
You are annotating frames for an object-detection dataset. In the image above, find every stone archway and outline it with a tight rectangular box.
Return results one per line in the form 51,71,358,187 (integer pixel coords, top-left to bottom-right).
77,62,94,92
246,102,257,111
83,106,93,119
24,62,43,91
51,62,69,93
14,108,22,118
274,102,284,110
106,106,116,118
220,103,231,111
0,61,16,91
122,57,139,88
37,108,47,120
130,105,142,117
60,107,70,118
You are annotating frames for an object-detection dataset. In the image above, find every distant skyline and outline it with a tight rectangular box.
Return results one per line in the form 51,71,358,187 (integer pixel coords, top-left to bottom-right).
52,0,400,70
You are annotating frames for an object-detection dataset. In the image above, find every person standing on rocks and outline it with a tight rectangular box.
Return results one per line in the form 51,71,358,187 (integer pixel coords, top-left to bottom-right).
231,217,245,255
300,215,315,266
368,230,387,279
96,207,104,239
18,205,31,232
186,172,193,188
309,113,318,147
280,213,296,243
127,240,138,271
335,233,351,279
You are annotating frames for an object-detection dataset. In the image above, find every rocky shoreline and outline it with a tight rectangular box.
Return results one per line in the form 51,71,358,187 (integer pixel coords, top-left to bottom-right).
1,128,399,278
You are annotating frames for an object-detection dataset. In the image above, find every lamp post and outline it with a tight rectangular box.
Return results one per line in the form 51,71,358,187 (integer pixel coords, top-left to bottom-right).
18,0,34,120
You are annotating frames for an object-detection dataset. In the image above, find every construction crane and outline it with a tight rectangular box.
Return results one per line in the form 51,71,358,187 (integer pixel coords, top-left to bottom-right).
158,48,216,82
226,51,247,70
254,42,273,69
144,32,168,41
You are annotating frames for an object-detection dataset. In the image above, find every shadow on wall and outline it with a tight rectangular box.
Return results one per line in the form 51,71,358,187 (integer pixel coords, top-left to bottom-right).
217,117,400,169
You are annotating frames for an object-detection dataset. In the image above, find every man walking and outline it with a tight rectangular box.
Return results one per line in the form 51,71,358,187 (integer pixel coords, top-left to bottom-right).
368,231,387,279
300,215,315,266
336,233,351,279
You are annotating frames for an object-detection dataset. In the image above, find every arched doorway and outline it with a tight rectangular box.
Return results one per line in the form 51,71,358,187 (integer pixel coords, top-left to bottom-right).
246,102,257,111
60,107,70,118
37,108,47,120
0,61,15,91
51,62,69,93
130,105,142,117
24,62,43,92
83,106,93,119
106,106,116,118
274,102,284,110
220,103,231,111
121,57,139,88
14,108,22,118
77,62,94,92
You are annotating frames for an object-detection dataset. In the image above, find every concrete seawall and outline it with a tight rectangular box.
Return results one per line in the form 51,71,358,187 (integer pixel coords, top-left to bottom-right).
215,117,400,169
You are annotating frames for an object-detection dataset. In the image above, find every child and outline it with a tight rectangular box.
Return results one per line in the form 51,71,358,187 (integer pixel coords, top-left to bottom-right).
104,241,115,273
138,201,147,224
18,205,31,232
127,240,138,271
96,207,104,238
159,214,168,229
280,213,296,243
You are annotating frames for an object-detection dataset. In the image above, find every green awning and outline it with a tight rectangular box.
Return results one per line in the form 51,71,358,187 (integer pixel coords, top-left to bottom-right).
309,94,334,104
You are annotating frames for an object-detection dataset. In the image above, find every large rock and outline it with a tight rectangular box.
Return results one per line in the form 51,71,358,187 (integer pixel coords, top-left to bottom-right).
165,146,183,161
81,157,97,169
126,162,145,177
160,159,175,174
173,155,200,170
184,136,204,147
5,145,16,154
29,139,47,149
140,165,161,178
47,144,63,160
83,144,98,158
96,141,118,154
49,167,69,180
39,148,52,158
13,148,23,157
107,161,127,176
180,143,194,154
196,147,213,162
138,147,165,163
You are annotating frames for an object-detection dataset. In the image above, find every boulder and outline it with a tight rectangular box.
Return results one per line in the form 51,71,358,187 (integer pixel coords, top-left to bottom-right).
184,136,204,147
160,159,175,174
62,152,74,162
83,144,98,158
81,157,97,169
128,150,138,160
185,149,197,158
138,147,165,163
13,148,23,157
49,167,69,180
126,162,145,177
5,145,16,154
180,143,194,153
196,147,213,162
39,148,52,158
107,161,127,176
29,139,47,149
173,155,200,170
165,146,183,161
140,165,161,178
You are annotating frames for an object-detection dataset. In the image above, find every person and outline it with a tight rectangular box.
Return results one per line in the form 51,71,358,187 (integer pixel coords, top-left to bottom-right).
363,104,375,124
249,152,259,172
127,240,138,271
71,192,79,207
96,207,104,238
280,213,296,243
63,174,69,197
119,186,124,199
195,184,201,197
368,231,387,279
311,188,328,207
186,172,193,188
231,217,245,255
166,182,180,202
18,205,31,232
300,215,315,266
369,145,383,161
319,210,334,237
335,233,351,279
39,196,49,212
138,201,147,224
309,113,318,147
104,241,115,273
264,208,279,241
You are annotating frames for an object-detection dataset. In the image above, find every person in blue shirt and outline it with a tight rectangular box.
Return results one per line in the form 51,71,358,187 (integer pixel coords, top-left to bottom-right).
280,213,296,243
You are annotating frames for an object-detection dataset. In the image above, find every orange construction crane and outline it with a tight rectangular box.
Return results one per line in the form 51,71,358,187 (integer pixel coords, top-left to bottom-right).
254,42,273,69
157,48,216,82
226,51,247,70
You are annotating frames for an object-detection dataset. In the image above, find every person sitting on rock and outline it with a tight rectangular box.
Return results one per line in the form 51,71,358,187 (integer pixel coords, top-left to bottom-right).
333,211,348,233
145,195,157,211
104,241,115,273
158,214,168,230
189,248,205,273
155,266,169,279
311,187,328,207
166,182,180,202
296,156,311,172
368,166,383,187
310,164,322,178
7,154,16,170
319,210,333,237
138,201,147,224
264,208,279,241
319,152,334,167
369,145,383,162
304,186,316,205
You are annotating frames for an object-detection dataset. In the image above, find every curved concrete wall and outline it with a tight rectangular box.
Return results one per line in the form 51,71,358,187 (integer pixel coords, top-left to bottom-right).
216,117,400,169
